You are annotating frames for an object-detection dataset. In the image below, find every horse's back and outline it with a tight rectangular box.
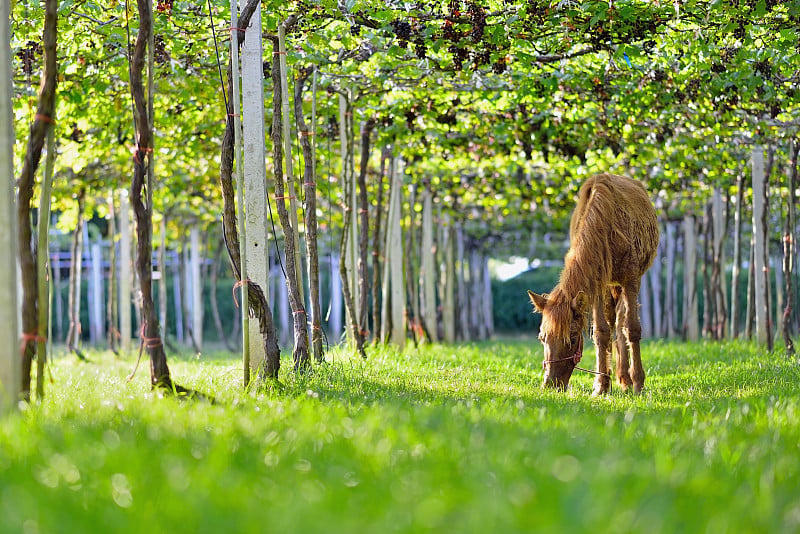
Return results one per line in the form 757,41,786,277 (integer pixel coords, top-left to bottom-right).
572,173,659,279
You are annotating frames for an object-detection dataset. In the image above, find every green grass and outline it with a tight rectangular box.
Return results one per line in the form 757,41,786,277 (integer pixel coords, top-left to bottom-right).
2,339,800,533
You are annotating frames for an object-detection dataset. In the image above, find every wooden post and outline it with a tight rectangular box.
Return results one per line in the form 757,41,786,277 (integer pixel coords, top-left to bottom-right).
90,242,105,345
240,1,269,375
442,214,456,343
752,146,769,347
190,226,203,350
419,186,437,341
118,189,132,353
683,214,699,341
0,0,20,410
381,156,405,348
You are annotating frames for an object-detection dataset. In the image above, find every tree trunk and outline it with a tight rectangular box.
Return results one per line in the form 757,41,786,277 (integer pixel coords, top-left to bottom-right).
157,214,168,349
640,263,652,339
782,140,799,355
66,190,86,359
36,125,55,398
190,226,203,351
217,2,283,381
294,68,324,362
730,172,745,338
16,0,57,401
271,37,310,369
277,24,305,309
356,119,375,336
701,208,713,338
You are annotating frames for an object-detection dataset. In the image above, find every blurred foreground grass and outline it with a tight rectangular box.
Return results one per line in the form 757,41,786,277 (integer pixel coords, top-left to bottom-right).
2,339,800,533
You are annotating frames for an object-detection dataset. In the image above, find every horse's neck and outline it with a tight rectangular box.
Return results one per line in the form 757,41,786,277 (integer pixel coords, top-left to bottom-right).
558,252,603,304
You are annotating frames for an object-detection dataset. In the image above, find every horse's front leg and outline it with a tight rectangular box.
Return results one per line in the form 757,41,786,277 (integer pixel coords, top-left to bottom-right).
592,299,612,396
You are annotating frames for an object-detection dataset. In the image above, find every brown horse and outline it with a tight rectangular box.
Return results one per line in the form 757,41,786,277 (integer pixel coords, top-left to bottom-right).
528,173,659,394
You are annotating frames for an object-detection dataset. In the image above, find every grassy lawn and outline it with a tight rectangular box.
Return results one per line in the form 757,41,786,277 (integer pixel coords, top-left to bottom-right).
2,339,800,533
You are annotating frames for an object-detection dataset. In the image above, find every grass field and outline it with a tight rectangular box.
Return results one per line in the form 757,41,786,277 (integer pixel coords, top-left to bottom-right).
2,338,800,533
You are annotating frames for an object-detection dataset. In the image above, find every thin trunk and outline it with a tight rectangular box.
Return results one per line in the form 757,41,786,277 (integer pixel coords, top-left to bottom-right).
782,140,799,355
218,2,283,381
271,37,310,368
356,118,375,335
372,148,388,345
277,24,305,308
294,68,324,362
66,191,86,360
730,172,745,338
17,0,57,401
36,122,55,399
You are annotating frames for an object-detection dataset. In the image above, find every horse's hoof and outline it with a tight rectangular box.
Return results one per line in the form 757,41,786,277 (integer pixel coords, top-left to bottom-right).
592,379,610,396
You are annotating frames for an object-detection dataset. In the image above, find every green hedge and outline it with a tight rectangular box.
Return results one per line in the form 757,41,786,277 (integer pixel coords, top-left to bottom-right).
491,267,561,335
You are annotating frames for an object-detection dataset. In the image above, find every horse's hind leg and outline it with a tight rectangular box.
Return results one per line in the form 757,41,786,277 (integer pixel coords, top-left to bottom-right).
610,286,633,391
622,281,645,393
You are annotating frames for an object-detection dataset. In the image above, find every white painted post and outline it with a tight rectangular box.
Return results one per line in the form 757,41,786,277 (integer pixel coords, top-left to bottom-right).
90,242,104,345
190,226,203,350
339,93,359,332
752,146,768,345
442,214,456,343
330,254,343,342
0,0,20,411
388,159,405,348
240,2,270,374
683,215,699,341
172,254,184,344
118,189,132,353
419,187,437,341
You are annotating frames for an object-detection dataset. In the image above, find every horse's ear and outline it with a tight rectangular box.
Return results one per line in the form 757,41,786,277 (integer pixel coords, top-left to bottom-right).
528,290,548,313
571,291,589,315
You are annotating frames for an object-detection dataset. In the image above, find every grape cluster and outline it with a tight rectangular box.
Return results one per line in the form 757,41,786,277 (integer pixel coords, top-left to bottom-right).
156,0,173,14
448,45,469,71
350,24,361,36
391,20,413,48
753,59,772,78
414,37,427,59
16,41,41,76
652,69,667,82
467,2,486,42
154,34,169,65
69,123,84,143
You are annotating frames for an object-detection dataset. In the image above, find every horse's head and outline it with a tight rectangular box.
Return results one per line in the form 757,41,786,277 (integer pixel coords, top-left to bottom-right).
528,290,589,390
